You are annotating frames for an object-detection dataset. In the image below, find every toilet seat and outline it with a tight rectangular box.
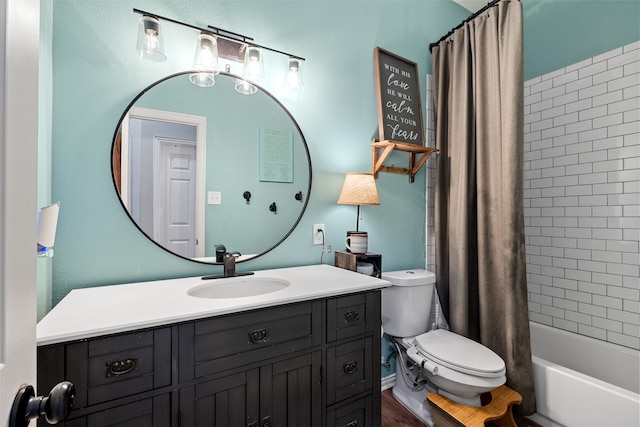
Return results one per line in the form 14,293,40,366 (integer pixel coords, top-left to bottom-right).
414,329,506,378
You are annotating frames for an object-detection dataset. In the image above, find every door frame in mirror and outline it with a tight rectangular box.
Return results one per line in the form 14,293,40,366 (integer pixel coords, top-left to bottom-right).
121,107,207,258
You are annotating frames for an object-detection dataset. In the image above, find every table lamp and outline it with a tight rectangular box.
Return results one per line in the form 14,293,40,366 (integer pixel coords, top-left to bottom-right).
337,172,380,232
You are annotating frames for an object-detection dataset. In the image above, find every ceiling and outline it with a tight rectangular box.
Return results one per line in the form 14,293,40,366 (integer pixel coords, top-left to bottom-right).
451,0,487,13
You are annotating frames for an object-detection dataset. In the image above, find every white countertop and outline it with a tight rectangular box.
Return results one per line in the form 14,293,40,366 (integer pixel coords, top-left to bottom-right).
37,264,390,346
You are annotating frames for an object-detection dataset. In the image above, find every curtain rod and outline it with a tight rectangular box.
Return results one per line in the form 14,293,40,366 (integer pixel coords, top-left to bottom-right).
429,0,502,53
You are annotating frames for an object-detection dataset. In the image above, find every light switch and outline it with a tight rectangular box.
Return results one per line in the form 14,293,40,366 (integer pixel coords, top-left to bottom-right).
208,191,222,205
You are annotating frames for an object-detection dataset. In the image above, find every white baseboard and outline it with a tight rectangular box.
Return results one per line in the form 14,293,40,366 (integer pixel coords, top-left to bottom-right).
381,373,396,391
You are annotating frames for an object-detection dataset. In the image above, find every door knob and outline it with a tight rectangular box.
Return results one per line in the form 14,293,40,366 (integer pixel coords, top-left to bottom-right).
9,381,75,427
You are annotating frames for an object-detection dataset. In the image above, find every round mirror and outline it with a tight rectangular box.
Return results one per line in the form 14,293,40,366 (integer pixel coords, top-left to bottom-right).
111,72,312,264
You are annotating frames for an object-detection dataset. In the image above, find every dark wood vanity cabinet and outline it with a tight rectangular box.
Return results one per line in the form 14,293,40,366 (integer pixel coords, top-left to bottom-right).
37,290,381,427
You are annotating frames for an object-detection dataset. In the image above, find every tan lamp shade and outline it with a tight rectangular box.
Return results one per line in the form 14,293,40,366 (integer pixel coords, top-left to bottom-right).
337,173,380,206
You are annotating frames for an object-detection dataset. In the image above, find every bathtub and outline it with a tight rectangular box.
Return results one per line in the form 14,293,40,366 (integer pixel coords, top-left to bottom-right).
528,322,640,427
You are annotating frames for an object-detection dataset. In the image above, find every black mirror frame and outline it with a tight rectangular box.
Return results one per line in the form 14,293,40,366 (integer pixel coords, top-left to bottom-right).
110,71,312,264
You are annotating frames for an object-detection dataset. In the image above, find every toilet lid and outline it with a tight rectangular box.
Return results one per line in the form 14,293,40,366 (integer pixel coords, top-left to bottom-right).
415,329,506,378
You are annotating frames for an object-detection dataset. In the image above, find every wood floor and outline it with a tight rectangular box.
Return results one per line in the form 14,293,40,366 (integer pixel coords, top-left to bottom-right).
381,388,425,427
381,388,542,427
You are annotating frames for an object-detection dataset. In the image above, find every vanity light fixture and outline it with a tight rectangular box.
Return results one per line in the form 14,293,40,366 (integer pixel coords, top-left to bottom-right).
133,8,306,92
136,15,166,62
189,32,220,87
284,57,303,91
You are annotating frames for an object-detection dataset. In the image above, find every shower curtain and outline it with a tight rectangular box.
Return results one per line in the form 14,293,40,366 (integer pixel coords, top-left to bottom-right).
432,0,535,415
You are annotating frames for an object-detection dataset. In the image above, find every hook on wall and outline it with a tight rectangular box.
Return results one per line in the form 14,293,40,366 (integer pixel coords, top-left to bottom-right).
269,202,277,213
243,191,252,203
295,191,303,201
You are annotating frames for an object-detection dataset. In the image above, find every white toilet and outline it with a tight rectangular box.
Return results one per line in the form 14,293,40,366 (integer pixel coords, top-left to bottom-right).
381,270,506,426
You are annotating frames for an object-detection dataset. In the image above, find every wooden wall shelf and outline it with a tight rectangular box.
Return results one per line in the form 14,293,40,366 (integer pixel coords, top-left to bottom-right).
371,139,438,183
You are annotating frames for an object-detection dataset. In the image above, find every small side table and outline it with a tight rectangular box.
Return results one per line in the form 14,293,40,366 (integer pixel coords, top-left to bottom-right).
334,251,382,278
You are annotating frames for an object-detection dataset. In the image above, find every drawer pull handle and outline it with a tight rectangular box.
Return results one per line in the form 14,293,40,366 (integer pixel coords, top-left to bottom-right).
249,328,270,343
262,415,272,427
344,310,359,322
106,357,138,377
343,361,358,374
342,421,358,427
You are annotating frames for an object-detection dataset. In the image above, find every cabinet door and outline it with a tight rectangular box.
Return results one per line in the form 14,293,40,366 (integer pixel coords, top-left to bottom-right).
179,369,260,427
261,351,322,427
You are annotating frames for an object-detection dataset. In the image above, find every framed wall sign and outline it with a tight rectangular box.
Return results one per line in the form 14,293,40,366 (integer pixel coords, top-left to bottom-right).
259,127,293,183
374,47,425,146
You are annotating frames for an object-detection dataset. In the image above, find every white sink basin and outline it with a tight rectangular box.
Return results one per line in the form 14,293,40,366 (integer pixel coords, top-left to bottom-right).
187,277,290,299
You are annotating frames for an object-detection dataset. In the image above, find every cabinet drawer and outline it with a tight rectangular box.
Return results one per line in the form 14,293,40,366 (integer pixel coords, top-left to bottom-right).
326,337,373,405
180,300,322,380
326,291,380,343
326,394,373,427
59,393,171,427
38,328,172,409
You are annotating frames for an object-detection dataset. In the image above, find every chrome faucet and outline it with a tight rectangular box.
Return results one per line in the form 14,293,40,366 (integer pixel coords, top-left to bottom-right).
223,252,236,278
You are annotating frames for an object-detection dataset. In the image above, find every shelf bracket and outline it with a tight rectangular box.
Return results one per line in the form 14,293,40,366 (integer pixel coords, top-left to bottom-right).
371,139,438,183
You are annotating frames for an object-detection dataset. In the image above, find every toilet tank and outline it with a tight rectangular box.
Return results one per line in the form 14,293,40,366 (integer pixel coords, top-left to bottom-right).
381,269,436,338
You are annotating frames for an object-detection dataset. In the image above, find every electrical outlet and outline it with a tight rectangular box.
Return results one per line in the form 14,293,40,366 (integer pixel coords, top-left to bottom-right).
313,224,325,245
208,191,221,205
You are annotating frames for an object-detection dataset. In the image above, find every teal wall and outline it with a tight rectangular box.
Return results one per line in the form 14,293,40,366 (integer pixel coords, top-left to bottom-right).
522,0,640,80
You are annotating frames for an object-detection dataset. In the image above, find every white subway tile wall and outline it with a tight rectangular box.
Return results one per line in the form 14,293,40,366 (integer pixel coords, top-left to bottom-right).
524,41,640,350
425,75,436,271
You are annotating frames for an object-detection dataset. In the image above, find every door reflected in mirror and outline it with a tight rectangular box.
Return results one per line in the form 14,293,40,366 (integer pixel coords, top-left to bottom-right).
112,72,311,263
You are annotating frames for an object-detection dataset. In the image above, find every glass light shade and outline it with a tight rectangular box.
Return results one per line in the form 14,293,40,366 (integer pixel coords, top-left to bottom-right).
136,16,166,62
192,33,219,74
235,78,257,95
189,72,216,87
189,33,219,88
284,58,303,90
242,46,265,84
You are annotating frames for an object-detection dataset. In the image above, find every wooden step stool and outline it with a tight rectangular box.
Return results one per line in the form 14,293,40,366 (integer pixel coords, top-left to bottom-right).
427,385,522,427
